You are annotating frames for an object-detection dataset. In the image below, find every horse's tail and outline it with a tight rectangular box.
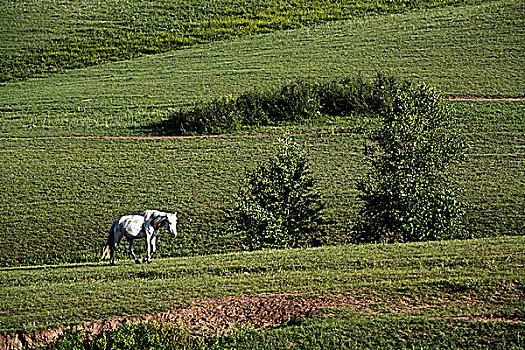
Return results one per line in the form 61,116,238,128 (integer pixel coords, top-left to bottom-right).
101,221,117,260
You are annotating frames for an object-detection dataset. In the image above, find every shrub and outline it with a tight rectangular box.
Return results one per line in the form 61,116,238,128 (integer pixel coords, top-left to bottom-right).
229,136,325,250
167,97,241,135
38,321,193,350
317,75,399,117
354,83,467,243
163,75,405,135
265,80,322,124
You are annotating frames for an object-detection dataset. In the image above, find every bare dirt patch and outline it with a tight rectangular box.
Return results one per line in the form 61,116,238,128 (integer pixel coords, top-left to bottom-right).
0,292,339,350
2,291,523,349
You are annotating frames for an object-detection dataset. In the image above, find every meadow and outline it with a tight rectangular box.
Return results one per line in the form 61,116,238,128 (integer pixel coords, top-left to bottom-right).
0,0,523,137
0,0,483,82
1,236,523,348
0,0,523,347
0,99,523,266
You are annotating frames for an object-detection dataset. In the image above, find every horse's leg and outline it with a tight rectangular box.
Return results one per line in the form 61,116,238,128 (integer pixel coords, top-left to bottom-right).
109,247,115,265
149,236,158,261
109,235,117,265
146,233,153,264
146,233,155,264
109,243,118,265
128,239,140,264
110,228,124,265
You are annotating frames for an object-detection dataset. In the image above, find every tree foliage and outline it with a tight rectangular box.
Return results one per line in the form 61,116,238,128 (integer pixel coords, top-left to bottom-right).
354,83,468,243
229,136,325,250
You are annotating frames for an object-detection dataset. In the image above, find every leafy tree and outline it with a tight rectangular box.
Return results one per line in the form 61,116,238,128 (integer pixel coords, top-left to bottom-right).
354,83,468,243
230,136,325,250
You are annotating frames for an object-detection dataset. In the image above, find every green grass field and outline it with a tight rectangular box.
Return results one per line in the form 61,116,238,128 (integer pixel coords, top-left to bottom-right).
0,0,483,82
1,236,523,348
0,0,522,137
0,0,523,347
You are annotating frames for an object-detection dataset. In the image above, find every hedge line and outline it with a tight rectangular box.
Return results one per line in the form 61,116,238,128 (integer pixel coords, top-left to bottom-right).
162,75,408,135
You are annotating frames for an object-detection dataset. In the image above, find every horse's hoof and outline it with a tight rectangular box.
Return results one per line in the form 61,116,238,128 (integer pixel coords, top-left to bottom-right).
147,260,152,264
135,260,141,264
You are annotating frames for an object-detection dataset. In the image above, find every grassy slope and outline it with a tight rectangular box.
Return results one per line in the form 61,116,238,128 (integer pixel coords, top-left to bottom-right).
0,0,523,137
0,0,522,347
0,132,364,266
0,0,480,82
1,236,523,347
0,0,523,267
453,101,524,237
0,100,523,266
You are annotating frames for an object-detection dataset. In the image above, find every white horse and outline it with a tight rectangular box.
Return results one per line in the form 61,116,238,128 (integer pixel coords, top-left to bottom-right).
101,210,178,265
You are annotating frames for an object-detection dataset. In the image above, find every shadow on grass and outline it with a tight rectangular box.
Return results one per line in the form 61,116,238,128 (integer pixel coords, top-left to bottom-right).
0,261,106,272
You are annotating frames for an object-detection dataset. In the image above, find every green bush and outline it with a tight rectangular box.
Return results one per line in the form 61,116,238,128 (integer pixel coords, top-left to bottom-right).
164,80,321,135
163,75,404,135
316,75,398,117
354,83,468,243
38,321,193,350
229,136,326,250
265,81,322,123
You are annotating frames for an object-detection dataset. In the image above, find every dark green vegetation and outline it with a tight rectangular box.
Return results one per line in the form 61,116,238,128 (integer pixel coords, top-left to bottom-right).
38,322,193,350
1,0,481,82
0,236,521,348
0,0,522,137
355,82,467,243
230,136,326,250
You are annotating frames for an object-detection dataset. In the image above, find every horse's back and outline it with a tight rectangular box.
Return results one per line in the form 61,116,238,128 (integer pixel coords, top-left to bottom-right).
117,214,146,238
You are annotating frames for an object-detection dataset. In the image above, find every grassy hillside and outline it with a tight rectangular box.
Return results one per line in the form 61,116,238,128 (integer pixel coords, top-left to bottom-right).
0,0,522,264
0,0,523,347
1,236,523,347
0,0,480,82
0,0,523,137
0,99,523,266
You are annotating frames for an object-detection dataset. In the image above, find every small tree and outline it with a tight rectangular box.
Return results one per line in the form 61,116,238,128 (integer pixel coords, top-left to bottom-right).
355,83,467,243
229,136,325,250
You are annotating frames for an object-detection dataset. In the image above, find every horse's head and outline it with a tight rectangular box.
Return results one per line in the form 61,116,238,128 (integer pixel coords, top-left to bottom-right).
165,212,178,238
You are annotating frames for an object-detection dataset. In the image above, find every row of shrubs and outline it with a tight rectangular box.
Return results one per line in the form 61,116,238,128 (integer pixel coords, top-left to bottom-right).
162,75,407,135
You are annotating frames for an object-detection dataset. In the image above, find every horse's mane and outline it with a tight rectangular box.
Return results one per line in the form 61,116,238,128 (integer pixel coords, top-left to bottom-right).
142,210,157,222
142,210,170,230
152,215,168,230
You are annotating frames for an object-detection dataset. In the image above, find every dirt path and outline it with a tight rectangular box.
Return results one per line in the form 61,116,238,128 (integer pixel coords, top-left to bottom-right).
444,96,525,101
0,132,278,141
